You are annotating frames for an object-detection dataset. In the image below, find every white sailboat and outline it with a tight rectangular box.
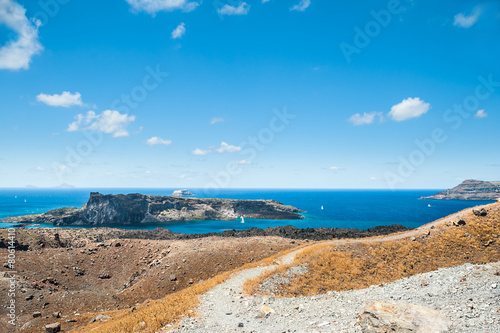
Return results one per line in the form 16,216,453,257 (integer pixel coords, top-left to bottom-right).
240,216,245,223
321,205,324,210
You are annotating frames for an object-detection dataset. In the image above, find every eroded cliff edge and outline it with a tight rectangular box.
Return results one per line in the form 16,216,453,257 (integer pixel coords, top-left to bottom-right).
1,192,305,226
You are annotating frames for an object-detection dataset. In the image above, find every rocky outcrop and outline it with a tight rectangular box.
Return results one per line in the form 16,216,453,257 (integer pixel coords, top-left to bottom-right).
357,301,451,333
422,179,500,200
1,192,304,226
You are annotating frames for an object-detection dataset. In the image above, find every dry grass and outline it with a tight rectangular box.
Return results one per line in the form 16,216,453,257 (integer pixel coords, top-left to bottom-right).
265,203,500,296
72,243,309,333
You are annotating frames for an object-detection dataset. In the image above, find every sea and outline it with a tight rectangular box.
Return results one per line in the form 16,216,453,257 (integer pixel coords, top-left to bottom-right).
0,189,494,234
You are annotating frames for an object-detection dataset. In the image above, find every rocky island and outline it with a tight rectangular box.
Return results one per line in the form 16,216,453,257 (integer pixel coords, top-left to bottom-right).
0,192,304,226
422,179,500,201
172,189,194,196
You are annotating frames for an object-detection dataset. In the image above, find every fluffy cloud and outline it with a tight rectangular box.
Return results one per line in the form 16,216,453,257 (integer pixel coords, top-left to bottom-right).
388,97,430,122
454,6,482,28
125,0,200,15
290,0,311,12
236,160,252,165
474,109,487,118
192,148,210,156
146,136,172,145
348,111,383,126
215,142,241,153
192,142,242,155
217,2,250,16
0,0,43,70
37,91,83,107
67,110,136,138
210,117,224,125
329,166,339,171
171,22,186,39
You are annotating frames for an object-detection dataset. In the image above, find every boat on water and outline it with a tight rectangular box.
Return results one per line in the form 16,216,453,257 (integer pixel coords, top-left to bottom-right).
321,205,324,210
240,216,245,223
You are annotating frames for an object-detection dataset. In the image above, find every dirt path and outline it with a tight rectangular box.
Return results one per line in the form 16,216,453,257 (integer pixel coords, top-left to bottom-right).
166,203,494,332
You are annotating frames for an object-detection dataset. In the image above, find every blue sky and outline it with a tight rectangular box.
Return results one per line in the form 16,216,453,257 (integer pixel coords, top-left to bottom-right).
0,0,499,189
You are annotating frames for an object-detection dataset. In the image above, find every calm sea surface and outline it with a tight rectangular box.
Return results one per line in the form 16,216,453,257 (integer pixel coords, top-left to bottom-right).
0,189,493,234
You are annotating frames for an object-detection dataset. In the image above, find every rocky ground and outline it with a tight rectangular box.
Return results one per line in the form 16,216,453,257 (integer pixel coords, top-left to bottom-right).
0,233,305,333
168,261,500,333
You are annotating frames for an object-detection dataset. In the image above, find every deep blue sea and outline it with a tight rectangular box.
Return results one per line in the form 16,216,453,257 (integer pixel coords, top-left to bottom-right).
0,189,494,234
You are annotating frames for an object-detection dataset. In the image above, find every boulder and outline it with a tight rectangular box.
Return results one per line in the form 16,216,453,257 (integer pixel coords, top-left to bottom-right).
32,311,42,318
358,301,451,333
98,273,112,279
472,208,487,217
45,322,61,333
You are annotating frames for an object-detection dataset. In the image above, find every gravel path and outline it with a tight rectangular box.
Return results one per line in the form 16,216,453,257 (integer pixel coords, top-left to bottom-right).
166,204,499,333
167,261,499,333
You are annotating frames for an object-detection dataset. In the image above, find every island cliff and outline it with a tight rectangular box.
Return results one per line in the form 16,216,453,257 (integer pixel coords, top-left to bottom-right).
1,192,304,226
422,179,500,200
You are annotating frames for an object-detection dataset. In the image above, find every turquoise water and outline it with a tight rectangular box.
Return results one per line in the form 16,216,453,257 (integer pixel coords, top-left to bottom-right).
0,189,494,233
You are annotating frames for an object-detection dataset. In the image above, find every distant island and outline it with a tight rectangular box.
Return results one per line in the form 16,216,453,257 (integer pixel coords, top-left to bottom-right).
172,189,194,196
1,192,304,226
422,179,500,200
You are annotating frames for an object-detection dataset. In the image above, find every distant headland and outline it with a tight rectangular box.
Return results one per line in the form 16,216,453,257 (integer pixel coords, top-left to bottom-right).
1,192,304,226
422,179,500,201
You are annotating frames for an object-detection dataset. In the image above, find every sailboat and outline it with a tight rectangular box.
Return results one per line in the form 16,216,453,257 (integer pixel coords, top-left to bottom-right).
321,205,324,210
240,216,245,223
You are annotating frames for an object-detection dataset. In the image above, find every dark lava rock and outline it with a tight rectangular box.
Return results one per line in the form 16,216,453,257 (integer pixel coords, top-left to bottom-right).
473,208,488,217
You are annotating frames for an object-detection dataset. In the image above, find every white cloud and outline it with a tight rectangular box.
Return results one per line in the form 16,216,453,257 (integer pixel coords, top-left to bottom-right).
192,148,210,156
171,22,186,39
236,159,252,165
454,6,482,28
217,2,250,16
146,136,172,145
290,0,311,12
388,97,430,122
192,142,242,155
215,142,241,153
0,0,43,70
125,0,199,15
474,109,487,118
210,117,224,125
329,166,339,171
37,91,83,108
67,110,136,138
348,111,383,126
370,177,377,181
